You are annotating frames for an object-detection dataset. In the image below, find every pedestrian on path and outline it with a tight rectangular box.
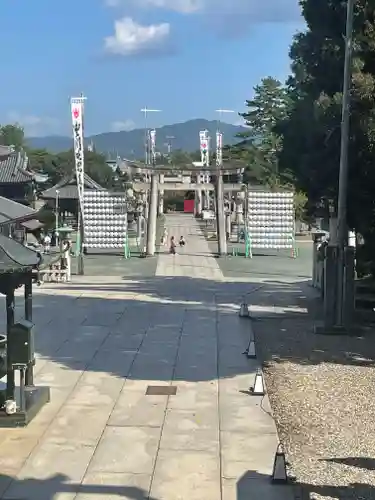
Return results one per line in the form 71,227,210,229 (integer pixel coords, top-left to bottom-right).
179,235,185,248
169,236,176,255
161,227,168,245
42,233,51,254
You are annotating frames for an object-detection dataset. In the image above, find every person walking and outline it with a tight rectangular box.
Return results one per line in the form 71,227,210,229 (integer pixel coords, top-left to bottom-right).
169,236,176,255
179,236,185,248
42,233,51,254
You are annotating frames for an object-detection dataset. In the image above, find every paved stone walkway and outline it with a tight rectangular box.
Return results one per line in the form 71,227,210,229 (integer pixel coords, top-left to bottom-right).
0,214,293,500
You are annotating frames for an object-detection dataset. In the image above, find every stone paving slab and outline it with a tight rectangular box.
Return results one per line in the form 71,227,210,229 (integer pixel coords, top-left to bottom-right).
0,214,294,500
207,238,312,280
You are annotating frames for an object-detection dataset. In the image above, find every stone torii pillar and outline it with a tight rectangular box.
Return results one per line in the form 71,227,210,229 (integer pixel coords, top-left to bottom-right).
216,171,227,255
158,173,164,214
235,191,245,225
146,173,158,255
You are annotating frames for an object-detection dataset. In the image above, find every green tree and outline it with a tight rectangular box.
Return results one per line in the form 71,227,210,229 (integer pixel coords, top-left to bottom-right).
49,150,116,188
27,149,56,177
228,77,290,185
169,149,193,167
277,0,375,229
0,124,25,150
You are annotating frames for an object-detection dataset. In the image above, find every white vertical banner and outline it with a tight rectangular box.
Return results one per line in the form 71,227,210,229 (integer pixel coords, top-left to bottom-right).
150,129,156,164
71,98,85,214
199,130,209,166
216,131,223,166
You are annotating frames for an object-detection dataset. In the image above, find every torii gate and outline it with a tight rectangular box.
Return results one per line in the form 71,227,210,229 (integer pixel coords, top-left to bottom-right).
128,161,245,256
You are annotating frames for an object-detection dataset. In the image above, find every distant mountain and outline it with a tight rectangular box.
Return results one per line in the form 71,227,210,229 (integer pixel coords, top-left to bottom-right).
26,119,246,158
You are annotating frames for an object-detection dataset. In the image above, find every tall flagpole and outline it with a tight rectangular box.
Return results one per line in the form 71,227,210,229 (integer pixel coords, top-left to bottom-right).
71,94,87,275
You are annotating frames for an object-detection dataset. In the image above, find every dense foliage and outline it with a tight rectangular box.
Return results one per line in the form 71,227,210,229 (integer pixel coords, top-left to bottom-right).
225,0,375,245
277,0,375,235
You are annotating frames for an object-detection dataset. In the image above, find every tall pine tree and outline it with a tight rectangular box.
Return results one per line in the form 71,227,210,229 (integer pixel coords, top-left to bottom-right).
235,77,290,185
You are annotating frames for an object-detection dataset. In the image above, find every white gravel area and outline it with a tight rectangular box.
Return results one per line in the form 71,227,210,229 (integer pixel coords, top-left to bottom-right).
252,282,375,500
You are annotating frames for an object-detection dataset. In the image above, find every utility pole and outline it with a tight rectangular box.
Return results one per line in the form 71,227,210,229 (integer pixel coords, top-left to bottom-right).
335,0,355,327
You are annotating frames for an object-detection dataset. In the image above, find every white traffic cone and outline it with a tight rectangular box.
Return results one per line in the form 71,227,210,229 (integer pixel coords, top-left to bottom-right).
239,302,249,317
244,340,256,359
249,369,265,396
271,444,288,483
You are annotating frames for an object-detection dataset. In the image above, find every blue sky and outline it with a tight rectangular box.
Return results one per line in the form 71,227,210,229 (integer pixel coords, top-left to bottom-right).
0,0,304,137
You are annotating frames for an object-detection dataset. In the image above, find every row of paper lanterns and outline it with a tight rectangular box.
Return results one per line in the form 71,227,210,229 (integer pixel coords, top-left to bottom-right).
248,192,293,198
84,243,125,248
250,243,294,249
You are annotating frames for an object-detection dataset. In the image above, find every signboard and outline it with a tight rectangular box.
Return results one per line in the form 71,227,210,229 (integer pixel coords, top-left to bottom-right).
71,99,85,214
199,130,209,166
216,131,223,166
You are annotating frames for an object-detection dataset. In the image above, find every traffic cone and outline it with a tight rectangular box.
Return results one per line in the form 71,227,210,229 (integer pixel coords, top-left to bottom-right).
271,444,288,483
249,369,265,396
243,340,256,358
239,302,249,317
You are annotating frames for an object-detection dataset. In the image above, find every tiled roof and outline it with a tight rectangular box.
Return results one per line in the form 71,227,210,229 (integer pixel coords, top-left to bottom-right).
0,196,36,224
0,145,13,158
40,173,105,200
0,152,34,184
0,233,40,272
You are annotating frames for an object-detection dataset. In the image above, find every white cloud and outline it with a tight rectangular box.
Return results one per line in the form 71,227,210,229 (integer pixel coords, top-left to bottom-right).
6,112,59,137
104,17,171,56
111,120,136,131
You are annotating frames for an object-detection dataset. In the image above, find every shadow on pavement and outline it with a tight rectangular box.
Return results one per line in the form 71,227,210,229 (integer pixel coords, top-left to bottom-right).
2,275,375,499
237,469,375,500
323,456,375,471
29,275,375,374
0,472,158,499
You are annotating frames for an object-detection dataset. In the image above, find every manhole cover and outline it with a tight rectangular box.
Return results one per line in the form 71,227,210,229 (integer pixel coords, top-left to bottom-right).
145,386,177,396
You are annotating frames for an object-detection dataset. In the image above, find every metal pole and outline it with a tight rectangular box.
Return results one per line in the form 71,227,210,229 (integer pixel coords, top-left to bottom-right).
55,189,59,246
141,107,149,167
336,0,354,326
77,210,84,275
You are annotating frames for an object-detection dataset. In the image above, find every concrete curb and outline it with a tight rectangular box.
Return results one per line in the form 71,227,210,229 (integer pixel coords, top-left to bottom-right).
248,318,278,421
249,317,298,498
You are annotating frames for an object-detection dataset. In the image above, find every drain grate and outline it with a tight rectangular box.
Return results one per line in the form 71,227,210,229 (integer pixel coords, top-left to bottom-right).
145,385,177,396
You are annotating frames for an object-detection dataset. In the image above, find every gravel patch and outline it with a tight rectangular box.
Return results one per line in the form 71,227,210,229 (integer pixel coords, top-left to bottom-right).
252,281,375,500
